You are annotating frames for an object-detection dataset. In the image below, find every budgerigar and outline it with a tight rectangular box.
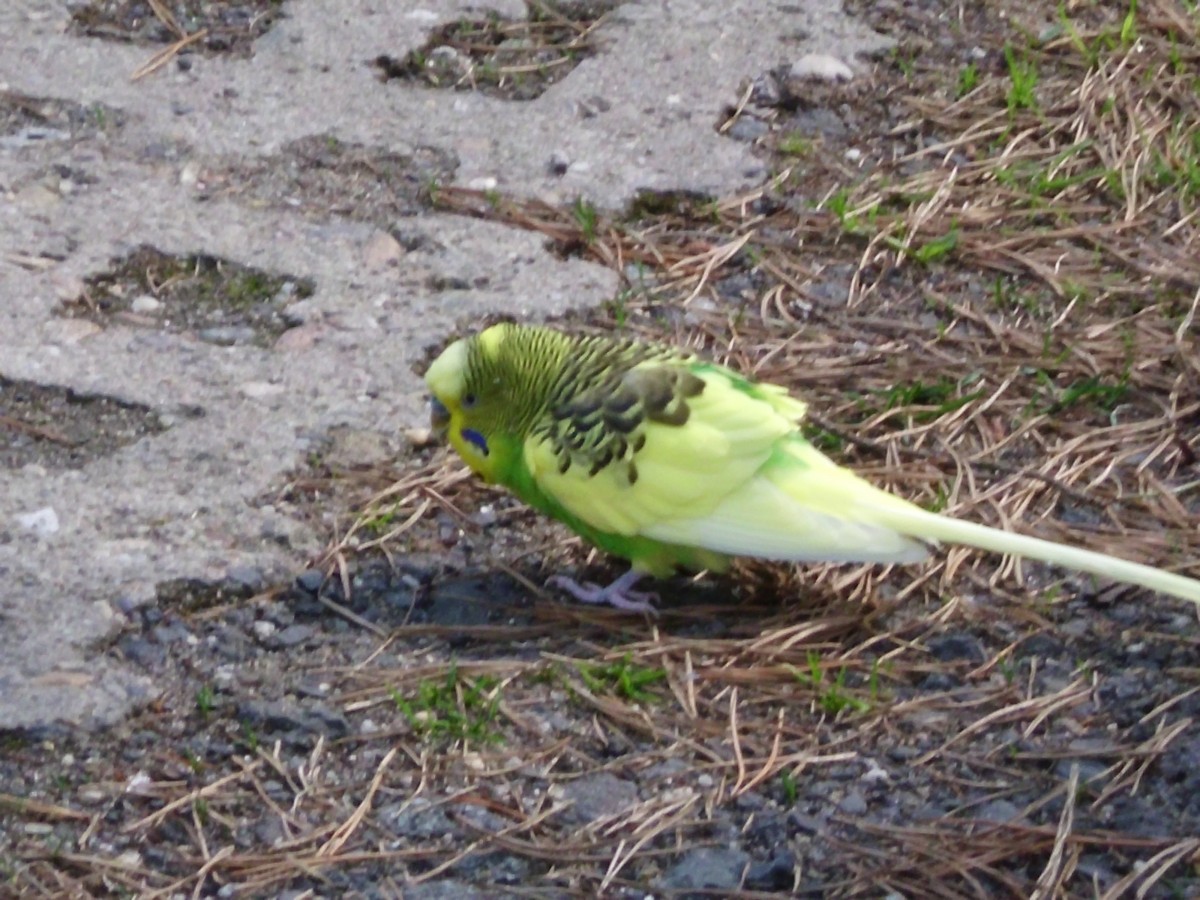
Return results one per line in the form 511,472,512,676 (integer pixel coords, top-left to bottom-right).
424,323,1200,613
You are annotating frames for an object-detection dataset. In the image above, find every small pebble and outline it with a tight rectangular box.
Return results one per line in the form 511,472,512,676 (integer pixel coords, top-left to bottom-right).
273,624,314,647
240,381,285,399
226,565,264,591
16,507,59,535
549,152,571,175
295,569,325,593
790,53,854,82
725,117,769,142
179,161,201,187
199,326,257,346
405,426,435,448
839,790,868,815
658,847,749,890
363,230,404,268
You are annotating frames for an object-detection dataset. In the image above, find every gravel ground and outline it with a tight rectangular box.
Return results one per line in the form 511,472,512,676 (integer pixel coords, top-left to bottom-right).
4,0,1200,897
68,0,285,57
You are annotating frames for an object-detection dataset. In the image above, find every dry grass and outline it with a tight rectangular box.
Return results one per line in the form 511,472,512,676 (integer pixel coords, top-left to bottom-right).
8,1,1200,897
372,0,618,101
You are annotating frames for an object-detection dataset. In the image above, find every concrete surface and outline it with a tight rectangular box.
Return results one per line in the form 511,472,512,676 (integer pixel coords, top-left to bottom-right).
0,1,888,728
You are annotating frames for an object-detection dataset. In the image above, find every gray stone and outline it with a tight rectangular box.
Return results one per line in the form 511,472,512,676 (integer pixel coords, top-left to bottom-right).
839,790,868,815
455,803,509,834
790,53,854,81
791,107,849,139
212,626,255,662
151,621,193,644
558,772,639,825
197,325,258,346
15,506,59,535
381,797,458,840
119,637,166,669
725,117,769,143
401,881,490,900
295,569,326,593
658,847,750,890
787,811,827,833
746,852,796,890
237,700,349,739
927,632,987,664
271,624,314,647
262,603,295,628
362,230,404,268
225,565,265,591
975,799,1027,824
252,815,286,846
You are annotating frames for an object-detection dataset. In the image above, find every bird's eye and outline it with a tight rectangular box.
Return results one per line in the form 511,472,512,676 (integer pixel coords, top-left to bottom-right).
463,393,477,408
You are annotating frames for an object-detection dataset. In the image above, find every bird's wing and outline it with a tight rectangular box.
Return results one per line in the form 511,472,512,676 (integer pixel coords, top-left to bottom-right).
524,361,926,564
641,437,929,564
523,362,791,535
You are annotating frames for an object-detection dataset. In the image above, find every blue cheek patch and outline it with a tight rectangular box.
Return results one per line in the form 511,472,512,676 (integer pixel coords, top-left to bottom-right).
461,428,489,456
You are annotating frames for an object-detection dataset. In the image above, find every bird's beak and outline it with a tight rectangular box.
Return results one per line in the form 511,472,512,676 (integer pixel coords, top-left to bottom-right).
430,397,450,437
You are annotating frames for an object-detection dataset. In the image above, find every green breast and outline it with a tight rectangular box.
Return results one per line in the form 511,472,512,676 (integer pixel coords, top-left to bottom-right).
501,446,728,578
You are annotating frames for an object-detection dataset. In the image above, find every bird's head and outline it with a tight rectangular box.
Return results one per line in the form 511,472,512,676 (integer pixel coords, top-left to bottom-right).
424,323,525,483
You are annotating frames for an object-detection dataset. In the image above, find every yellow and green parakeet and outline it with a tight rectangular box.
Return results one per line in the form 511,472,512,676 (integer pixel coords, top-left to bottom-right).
425,322,1200,613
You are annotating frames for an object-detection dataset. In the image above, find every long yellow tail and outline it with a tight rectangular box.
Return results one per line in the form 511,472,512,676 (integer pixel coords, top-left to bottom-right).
871,502,1200,607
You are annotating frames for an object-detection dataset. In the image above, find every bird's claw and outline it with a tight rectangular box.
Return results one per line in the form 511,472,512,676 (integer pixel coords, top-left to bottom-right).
546,573,659,614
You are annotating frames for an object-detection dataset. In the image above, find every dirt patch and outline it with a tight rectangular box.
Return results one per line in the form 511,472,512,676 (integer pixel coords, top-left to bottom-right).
0,90,125,146
62,245,315,348
0,377,165,471
373,0,621,101
199,134,459,227
0,91,125,212
69,0,285,57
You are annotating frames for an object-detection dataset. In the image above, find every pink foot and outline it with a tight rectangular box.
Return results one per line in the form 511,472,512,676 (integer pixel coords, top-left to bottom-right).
546,569,659,613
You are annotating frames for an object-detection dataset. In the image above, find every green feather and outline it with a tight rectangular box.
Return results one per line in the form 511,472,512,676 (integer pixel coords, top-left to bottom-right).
425,323,1200,606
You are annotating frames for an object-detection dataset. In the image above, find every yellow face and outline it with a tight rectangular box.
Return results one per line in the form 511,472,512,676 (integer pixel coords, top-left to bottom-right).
424,330,504,482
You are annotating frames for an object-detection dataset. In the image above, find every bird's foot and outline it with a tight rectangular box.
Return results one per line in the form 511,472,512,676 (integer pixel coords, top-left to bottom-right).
546,569,659,614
